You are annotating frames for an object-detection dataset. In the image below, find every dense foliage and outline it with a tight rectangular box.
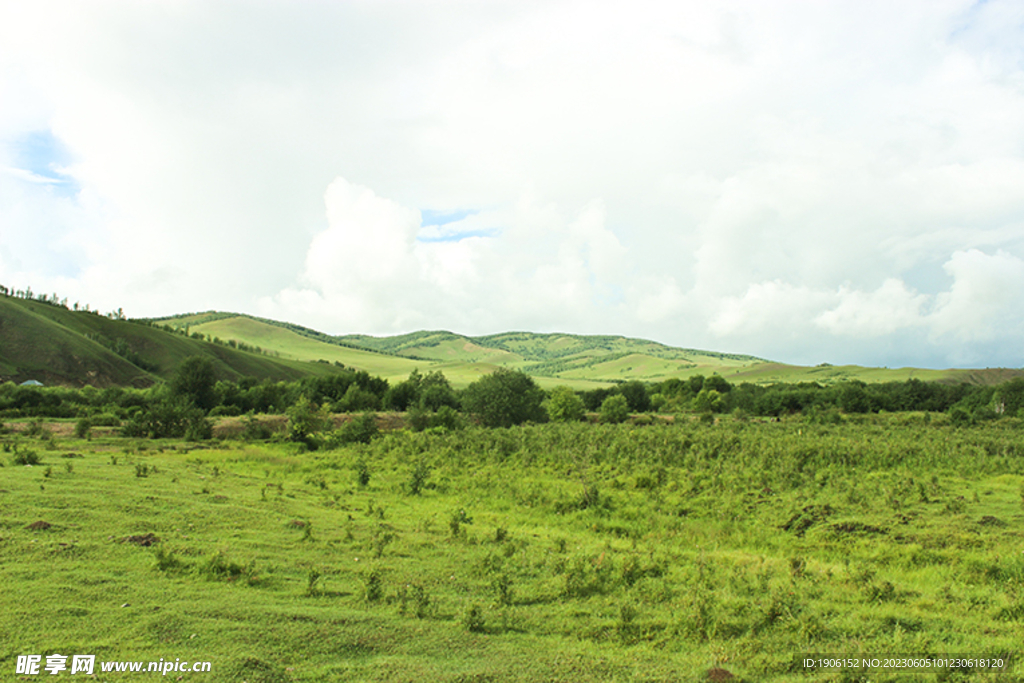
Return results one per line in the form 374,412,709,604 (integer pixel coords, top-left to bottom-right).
1,354,1022,441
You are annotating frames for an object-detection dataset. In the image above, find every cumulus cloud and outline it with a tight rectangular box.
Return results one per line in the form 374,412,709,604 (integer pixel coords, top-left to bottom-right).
1,0,1023,368
929,249,1024,342
261,178,635,335
816,279,929,337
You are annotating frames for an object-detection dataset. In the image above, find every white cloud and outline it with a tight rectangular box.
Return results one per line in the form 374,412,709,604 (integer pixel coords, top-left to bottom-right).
0,0,1023,368
929,249,1024,342
816,279,928,337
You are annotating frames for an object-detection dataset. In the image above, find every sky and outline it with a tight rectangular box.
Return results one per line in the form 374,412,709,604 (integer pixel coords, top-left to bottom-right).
1,0,1023,369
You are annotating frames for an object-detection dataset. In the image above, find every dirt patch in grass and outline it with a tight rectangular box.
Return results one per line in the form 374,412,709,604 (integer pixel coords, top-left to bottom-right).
123,533,160,546
26,520,52,531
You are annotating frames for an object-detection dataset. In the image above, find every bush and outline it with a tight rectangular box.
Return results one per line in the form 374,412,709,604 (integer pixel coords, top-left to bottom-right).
208,405,241,417
949,406,973,427
286,396,330,448
74,417,92,439
599,395,630,424
547,386,585,422
23,419,48,438
336,412,379,445
462,368,547,428
90,413,121,427
408,405,464,432
241,412,272,441
121,399,211,440
184,416,213,442
11,448,41,466
408,459,430,496
355,459,371,487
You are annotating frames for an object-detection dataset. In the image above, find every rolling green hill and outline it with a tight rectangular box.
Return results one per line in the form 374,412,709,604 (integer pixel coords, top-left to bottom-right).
150,311,1024,388
0,297,351,387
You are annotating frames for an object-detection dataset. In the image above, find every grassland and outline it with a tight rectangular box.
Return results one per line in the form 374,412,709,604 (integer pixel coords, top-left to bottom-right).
3,416,1023,681
153,312,1023,389
0,298,353,388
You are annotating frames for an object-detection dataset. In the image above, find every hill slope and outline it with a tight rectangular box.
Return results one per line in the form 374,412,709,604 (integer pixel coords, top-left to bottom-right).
150,311,1023,388
0,297,350,387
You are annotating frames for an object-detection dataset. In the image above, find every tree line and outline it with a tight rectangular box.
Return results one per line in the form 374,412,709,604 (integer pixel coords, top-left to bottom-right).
3,358,1023,438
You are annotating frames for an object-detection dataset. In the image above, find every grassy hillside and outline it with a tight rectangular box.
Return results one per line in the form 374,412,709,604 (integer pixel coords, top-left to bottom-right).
154,317,611,389
0,297,350,387
153,312,1024,389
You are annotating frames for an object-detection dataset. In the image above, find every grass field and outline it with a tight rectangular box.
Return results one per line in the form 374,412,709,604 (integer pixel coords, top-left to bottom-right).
154,312,1024,390
3,415,1023,681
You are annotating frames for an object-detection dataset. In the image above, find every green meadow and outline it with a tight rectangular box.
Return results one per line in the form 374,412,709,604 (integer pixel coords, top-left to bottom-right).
159,312,1023,390
3,416,1023,682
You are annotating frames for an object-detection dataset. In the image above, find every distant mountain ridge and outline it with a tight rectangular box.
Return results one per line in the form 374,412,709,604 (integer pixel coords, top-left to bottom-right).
149,311,1024,389
3,294,1018,390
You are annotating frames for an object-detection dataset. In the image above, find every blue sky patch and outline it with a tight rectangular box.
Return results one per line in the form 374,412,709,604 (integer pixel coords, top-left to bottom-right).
7,130,79,197
420,208,477,227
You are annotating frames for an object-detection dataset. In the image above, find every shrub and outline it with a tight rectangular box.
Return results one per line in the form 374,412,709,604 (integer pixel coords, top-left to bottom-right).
492,573,514,606
547,386,585,422
121,399,211,440
949,406,973,427
462,368,547,427
408,459,430,496
184,416,213,441
154,547,184,572
74,417,92,439
408,405,463,432
240,412,272,441
336,412,379,445
11,448,41,466
195,551,251,582
24,419,48,438
286,396,330,448
599,395,630,424
208,405,241,417
355,459,371,487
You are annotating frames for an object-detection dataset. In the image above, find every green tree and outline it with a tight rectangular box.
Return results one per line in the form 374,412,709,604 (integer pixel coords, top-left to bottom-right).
385,369,422,411
993,378,1024,416
419,371,458,411
461,368,547,427
619,381,651,412
336,411,380,445
599,394,630,424
703,375,732,394
171,356,217,412
693,388,723,414
838,382,871,414
334,383,380,412
286,395,330,446
547,386,586,422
